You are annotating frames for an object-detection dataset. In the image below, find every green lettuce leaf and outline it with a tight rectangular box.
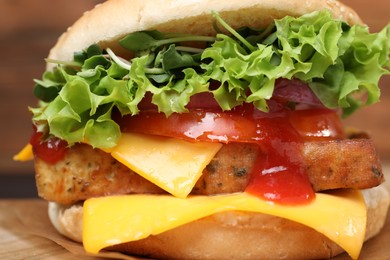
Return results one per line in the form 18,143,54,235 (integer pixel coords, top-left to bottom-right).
279,11,390,116
31,10,390,148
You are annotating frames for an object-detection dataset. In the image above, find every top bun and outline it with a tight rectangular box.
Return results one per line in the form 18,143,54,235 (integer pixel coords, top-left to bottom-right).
47,0,362,68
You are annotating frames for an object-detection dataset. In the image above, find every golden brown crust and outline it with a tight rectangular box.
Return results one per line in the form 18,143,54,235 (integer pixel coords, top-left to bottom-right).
48,185,390,259
35,140,383,205
34,144,164,205
47,0,362,69
303,139,384,191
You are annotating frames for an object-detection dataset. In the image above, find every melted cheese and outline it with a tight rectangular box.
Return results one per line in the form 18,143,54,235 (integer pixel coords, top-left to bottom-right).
14,133,222,198
13,143,34,161
14,134,367,259
83,190,366,259
107,133,222,198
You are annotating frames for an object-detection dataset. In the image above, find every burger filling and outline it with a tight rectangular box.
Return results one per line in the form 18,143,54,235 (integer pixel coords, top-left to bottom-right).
17,9,390,259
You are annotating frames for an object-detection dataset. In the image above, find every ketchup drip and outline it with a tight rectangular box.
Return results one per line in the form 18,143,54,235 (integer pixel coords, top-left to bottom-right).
244,116,315,204
30,128,68,164
117,103,344,205
117,105,339,205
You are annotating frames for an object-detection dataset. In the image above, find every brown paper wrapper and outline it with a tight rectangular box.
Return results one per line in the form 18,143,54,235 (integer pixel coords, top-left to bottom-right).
0,199,145,259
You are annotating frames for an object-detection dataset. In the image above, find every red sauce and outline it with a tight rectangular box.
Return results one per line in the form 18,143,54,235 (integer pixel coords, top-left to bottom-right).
244,108,344,204
33,77,344,204
244,116,315,204
30,128,68,164
117,105,344,205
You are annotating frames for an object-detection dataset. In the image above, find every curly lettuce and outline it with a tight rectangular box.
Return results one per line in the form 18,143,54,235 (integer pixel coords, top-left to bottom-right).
32,10,390,148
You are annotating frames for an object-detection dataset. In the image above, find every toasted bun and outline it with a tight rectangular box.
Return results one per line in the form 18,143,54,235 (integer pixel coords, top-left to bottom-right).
47,0,362,69
49,185,389,259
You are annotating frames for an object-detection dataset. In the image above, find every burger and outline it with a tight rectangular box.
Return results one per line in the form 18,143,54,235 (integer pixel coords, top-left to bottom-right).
15,0,390,259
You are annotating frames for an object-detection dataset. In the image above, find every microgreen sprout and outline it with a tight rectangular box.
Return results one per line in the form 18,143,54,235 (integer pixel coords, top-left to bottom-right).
106,48,131,70
211,11,256,52
45,58,81,68
175,46,205,53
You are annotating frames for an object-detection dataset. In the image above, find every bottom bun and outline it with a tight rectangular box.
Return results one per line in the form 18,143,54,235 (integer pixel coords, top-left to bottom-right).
48,185,389,259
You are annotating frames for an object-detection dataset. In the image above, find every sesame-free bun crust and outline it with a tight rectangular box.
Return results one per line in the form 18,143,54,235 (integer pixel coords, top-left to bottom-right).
49,185,390,259
47,0,362,69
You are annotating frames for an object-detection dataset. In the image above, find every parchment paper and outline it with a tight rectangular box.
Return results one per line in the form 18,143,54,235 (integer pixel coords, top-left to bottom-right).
0,199,145,259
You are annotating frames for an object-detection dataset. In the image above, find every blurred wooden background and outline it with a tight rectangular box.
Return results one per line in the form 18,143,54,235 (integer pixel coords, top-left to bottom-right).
0,0,389,177
1,0,104,176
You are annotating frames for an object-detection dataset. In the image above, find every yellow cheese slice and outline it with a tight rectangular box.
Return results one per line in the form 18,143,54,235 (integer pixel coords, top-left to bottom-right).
107,133,222,198
83,190,366,259
13,133,222,198
13,143,34,161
